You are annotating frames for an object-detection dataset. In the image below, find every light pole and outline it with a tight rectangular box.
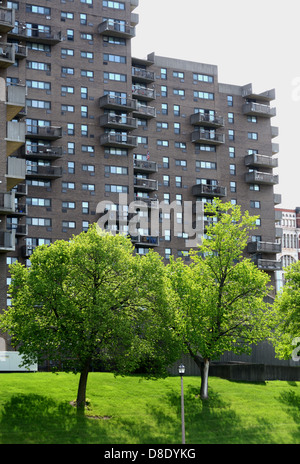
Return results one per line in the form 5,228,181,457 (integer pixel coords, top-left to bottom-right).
178,363,185,444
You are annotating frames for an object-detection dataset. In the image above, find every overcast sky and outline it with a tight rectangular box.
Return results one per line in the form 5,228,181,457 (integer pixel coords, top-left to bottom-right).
131,0,300,209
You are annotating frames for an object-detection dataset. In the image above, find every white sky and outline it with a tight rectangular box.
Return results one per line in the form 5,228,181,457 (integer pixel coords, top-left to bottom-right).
131,0,300,209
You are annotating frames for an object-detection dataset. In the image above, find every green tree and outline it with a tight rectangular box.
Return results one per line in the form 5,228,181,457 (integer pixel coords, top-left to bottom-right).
272,261,300,362
0,225,180,413
167,199,275,399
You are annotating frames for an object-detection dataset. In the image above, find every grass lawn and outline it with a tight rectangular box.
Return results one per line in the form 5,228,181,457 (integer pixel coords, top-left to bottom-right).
0,372,300,444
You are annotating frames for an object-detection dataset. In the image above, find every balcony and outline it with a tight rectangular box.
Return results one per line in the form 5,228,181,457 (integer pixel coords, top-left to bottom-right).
271,126,279,139
6,157,26,190
0,230,15,253
0,42,15,68
13,200,27,216
242,84,275,102
6,84,27,121
191,129,225,145
245,153,278,169
8,223,28,236
98,20,135,39
134,177,158,191
24,145,63,160
131,234,159,247
26,125,62,140
0,192,15,215
133,159,158,173
132,104,156,119
252,258,282,271
26,165,62,180
8,25,61,44
0,7,15,33
244,171,279,185
132,67,155,84
274,194,282,205
192,184,227,197
6,121,26,156
272,143,279,155
247,241,281,254
190,112,224,127
100,114,138,131
100,133,137,148
133,196,159,209
99,94,137,112
13,43,27,60
12,183,27,197
242,102,276,118
132,86,155,101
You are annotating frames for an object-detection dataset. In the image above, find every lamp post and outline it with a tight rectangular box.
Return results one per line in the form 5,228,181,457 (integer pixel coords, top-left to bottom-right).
178,363,185,444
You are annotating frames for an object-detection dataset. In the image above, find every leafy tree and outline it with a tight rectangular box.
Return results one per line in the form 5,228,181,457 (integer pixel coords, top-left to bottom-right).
167,199,276,399
0,225,180,413
272,261,300,361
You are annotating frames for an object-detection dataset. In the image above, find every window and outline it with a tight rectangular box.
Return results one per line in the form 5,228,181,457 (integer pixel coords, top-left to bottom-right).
174,123,180,134
80,13,87,24
62,201,75,209
105,184,128,193
175,176,182,187
82,164,95,173
175,142,186,149
81,87,88,99
105,166,128,175
26,4,51,15
104,72,126,82
82,145,95,153
230,181,236,193
161,103,168,115
227,95,233,106
61,48,74,57
61,11,74,20
248,132,258,140
163,193,170,204
62,182,75,190
62,221,76,229
230,164,236,175
26,80,51,90
27,99,51,109
175,160,187,167
250,201,260,209
160,68,167,80
193,73,214,83
82,201,89,214
27,61,50,72
173,104,180,116
67,29,74,41
229,147,235,158
61,104,74,112
163,175,170,186
157,140,169,147
61,67,74,75
81,51,94,60
103,1,125,9
228,129,235,141
68,161,75,174
162,157,169,168
228,112,234,123
82,183,95,191
250,184,260,191
82,221,89,232
26,197,51,207
173,71,184,79
165,248,171,260
194,91,214,100
81,70,94,78
81,124,88,136
173,89,185,96
81,105,88,118
67,142,75,154
176,194,182,205
161,85,167,97
103,53,126,63
196,161,217,169
61,85,74,94
67,123,74,135
247,115,257,123
156,122,168,130
26,217,51,226
81,33,93,40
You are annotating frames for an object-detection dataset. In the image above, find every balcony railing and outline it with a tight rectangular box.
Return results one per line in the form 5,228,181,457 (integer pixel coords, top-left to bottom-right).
191,129,225,145
247,241,281,254
0,7,15,33
6,156,26,190
132,67,155,83
133,159,158,173
26,165,62,179
24,145,63,160
254,258,282,271
133,104,156,119
100,114,138,131
133,196,159,209
98,20,135,39
99,94,137,112
9,25,61,44
7,223,28,236
192,184,227,197
0,192,15,215
190,112,224,127
245,154,278,169
26,125,62,140
242,102,276,118
0,230,15,253
131,234,159,247
100,133,137,148
132,86,156,101
0,42,15,68
6,84,27,121
134,177,158,191
245,171,279,185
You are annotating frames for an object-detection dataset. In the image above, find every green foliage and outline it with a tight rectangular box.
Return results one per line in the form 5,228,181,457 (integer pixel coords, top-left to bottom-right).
272,261,300,360
167,199,275,361
0,224,180,377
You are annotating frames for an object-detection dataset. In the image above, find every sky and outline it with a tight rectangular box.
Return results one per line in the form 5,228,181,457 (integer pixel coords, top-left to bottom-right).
131,0,300,209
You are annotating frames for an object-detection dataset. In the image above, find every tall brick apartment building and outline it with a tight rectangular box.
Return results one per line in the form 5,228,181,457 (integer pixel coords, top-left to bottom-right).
0,0,281,350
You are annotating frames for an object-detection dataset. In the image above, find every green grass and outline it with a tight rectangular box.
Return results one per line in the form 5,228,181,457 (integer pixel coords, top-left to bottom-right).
0,372,300,444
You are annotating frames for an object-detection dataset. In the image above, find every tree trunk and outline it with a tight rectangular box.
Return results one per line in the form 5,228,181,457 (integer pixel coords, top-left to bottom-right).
76,358,91,414
200,358,210,399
